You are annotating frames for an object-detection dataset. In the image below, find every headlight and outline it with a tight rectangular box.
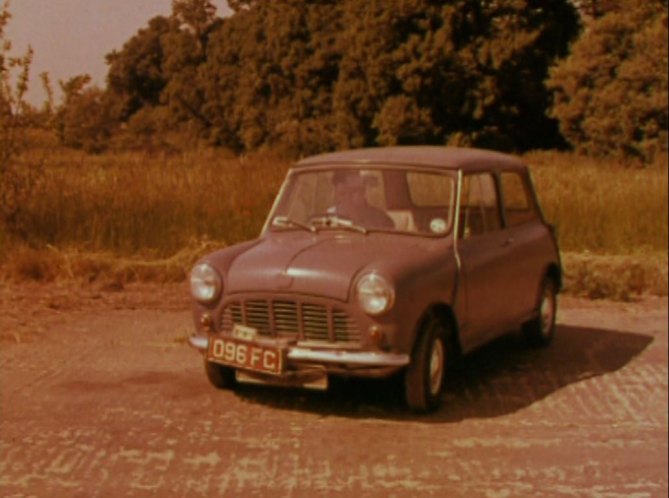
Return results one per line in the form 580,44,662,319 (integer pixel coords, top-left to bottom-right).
190,263,222,304
356,273,394,316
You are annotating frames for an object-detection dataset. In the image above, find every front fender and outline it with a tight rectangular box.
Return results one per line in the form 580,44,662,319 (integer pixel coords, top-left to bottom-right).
372,250,460,354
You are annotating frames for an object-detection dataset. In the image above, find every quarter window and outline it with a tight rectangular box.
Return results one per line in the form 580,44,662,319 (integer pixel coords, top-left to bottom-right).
500,172,537,227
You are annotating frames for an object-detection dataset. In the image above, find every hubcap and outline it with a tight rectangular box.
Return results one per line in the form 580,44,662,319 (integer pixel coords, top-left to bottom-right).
540,287,556,338
429,338,445,395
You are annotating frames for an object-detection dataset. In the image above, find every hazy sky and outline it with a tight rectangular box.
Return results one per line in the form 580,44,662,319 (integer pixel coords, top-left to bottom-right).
5,0,231,106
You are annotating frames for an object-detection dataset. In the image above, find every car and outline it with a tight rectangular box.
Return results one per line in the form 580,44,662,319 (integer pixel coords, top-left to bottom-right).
188,146,562,412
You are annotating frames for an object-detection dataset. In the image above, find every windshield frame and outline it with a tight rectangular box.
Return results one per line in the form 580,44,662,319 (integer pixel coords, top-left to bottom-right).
262,164,459,238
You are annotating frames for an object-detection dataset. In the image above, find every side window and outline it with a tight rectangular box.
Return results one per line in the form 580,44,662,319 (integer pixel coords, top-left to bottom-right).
406,172,456,234
407,172,455,208
500,172,537,227
460,173,502,238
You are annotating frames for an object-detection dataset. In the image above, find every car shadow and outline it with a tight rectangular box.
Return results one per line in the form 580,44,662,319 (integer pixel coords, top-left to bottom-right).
232,324,654,422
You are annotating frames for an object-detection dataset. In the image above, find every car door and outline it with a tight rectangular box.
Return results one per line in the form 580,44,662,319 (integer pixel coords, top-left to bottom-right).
498,170,551,319
456,172,521,351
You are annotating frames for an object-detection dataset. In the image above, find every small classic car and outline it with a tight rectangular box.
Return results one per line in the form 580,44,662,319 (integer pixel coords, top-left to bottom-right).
188,146,561,411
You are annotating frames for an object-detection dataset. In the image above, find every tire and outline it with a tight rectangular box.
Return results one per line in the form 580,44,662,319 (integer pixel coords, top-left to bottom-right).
404,317,448,412
523,277,558,348
204,359,236,389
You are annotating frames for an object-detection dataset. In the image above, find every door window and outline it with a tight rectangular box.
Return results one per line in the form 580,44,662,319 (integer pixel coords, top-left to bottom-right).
460,173,502,238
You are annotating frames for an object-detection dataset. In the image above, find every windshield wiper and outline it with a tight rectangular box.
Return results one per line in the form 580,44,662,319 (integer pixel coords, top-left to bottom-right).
310,215,368,234
272,216,315,233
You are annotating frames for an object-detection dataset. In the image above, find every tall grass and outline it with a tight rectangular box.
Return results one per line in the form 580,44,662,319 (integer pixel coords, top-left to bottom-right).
526,151,668,255
5,148,666,255
3,148,289,256
1,147,667,298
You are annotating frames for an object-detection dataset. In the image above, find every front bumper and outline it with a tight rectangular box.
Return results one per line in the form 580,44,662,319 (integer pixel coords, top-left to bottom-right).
188,334,410,372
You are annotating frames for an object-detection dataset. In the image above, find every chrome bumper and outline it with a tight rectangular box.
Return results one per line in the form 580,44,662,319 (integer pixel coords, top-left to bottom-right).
188,334,409,368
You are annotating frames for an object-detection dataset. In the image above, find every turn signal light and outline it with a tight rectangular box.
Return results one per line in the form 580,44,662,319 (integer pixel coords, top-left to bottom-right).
369,326,384,347
200,313,214,332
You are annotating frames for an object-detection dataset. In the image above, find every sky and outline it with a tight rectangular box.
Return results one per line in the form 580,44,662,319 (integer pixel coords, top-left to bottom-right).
5,0,231,106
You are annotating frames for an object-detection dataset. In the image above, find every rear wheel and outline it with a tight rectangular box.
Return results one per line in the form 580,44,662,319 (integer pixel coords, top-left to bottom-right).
523,277,558,347
404,317,447,412
204,359,236,389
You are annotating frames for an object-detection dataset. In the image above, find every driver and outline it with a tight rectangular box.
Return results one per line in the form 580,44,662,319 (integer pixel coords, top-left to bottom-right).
330,170,394,229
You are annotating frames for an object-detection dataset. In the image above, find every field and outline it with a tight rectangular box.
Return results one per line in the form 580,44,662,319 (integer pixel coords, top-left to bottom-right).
0,145,667,300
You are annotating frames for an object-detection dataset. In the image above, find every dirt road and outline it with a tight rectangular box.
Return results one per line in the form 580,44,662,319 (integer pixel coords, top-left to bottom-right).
1,282,667,497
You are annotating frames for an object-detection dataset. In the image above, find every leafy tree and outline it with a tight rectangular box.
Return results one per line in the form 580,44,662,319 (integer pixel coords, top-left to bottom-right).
202,0,342,153
548,0,668,161
105,0,580,154
0,0,48,244
160,1,222,132
57,75,117,152
106,16,173,120
571,0,623,19
227,0,259,13
104,1,223,136
334,0,579,150
172,0,217,45
0,0,32,168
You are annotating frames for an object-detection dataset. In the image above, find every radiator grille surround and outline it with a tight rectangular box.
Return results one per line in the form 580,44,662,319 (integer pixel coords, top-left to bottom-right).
220,299,361,344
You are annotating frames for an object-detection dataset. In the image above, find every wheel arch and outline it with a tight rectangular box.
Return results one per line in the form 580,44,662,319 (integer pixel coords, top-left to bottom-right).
545,262,562,291
413,303,462,364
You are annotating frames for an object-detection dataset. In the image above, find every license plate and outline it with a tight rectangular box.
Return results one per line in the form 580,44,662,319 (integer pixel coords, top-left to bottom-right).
208,336,284,375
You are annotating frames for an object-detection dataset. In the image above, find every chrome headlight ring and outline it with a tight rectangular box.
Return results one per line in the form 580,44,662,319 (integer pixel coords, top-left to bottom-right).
356,273,395,316
190,263,222,304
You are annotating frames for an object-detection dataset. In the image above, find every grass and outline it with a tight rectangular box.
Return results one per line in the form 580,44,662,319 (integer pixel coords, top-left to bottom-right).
1,147,289,256
526,151,668,255
1,146,667,300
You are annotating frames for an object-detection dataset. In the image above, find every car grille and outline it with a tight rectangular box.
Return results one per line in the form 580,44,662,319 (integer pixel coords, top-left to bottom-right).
220,299,360,344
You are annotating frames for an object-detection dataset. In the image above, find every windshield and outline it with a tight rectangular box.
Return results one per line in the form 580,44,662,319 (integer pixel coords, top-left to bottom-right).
267,166,456,236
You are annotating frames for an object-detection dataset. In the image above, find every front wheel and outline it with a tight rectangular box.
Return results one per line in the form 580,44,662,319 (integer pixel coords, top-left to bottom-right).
523,277,558,347
404,318,448,412
204,359,236,389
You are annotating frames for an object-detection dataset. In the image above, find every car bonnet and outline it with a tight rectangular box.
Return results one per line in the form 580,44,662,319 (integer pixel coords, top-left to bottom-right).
224,231,436,301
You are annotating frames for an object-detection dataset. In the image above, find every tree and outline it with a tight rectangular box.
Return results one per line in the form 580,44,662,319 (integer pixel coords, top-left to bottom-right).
201,0,342,153
0,0,47,244
172,0,217,45
104,2,224,137
333,0,579,150
105,0,581,154
57,75,117,152
0,0,32,168
548,0,668,161
571,0,623,19
160,1,223,132
106,16,174,121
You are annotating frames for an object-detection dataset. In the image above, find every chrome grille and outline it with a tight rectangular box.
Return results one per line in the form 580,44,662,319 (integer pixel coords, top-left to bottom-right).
220,299,360,343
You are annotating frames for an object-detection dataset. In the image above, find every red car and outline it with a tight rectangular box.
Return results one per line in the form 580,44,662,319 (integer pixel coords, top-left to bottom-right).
188,147,561,412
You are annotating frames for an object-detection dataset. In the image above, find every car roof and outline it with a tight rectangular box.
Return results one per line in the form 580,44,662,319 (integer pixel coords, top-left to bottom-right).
295,146,526,172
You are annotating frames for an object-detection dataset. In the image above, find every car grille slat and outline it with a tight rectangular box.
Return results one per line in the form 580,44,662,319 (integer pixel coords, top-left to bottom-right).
273,301,300,339
333,309,357,342
244,300,272,336
220,299,360,344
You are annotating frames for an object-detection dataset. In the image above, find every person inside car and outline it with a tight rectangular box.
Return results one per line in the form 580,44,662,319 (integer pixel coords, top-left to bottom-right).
330,170,395,229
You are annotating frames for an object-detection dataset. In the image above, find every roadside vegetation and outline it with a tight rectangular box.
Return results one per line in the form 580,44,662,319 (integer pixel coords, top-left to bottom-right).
1,145,666,301
1,0,667,301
